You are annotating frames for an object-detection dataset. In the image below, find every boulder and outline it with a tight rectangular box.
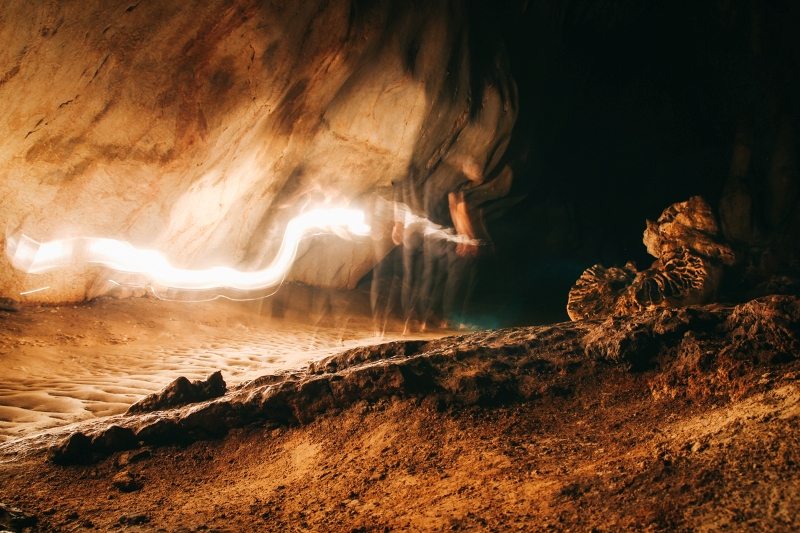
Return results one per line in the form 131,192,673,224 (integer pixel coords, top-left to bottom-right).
111,470,142,493
47,431,93,465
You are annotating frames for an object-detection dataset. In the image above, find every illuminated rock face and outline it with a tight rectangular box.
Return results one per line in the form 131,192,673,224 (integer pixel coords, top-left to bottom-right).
0,0,516,302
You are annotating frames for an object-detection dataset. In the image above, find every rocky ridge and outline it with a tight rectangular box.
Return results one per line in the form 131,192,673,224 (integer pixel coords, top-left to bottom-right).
32,294,800,466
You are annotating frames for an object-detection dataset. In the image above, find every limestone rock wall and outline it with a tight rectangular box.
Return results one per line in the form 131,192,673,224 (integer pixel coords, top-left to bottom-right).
0,0,517,302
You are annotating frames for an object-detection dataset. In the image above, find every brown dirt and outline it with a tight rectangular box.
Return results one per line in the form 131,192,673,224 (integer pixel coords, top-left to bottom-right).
2,368,799,531
1,297,799,531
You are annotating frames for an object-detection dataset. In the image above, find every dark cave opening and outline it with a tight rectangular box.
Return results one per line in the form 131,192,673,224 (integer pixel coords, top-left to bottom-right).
456,0,800,325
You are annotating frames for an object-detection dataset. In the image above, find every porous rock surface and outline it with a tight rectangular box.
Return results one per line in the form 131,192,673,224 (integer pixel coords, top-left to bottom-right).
568,196,736,320
44,294,799,465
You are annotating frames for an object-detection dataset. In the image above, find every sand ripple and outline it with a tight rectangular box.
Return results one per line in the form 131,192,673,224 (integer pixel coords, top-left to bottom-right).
0,298,431,442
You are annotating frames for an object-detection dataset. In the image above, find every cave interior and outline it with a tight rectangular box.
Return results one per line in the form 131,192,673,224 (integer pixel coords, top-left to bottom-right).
0,1,799,529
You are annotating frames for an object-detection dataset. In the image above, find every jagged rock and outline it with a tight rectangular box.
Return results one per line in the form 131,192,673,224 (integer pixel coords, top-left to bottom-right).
91,425,137,454
127,371,226,414
0,297,19,312
48,424,139,465
649,295,800,400
43,373,228,463
115,448,152,468
0,503,37,531
723,296,800,363
568,197,736,320
47,431,93,465
119,514,150,526
582,306,722,368
308,340,429,375
111,470,142,493
35,296,798,464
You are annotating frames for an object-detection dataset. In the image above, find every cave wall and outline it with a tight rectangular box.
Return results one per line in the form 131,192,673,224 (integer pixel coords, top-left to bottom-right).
0,0,517,302
2,1,797,317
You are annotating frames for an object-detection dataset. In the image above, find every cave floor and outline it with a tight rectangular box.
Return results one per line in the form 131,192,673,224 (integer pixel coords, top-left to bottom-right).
1,297,798,530
1,363,798,531
0,297,442,443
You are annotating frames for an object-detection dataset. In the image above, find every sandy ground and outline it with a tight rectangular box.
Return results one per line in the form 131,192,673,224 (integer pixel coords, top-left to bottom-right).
0,296,442,443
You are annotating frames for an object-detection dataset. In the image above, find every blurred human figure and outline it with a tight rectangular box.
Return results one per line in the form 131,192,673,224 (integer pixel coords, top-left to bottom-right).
442,188,480,326
370,179,425,335
371,158,511,333
419,157,485,330
369,231,396,336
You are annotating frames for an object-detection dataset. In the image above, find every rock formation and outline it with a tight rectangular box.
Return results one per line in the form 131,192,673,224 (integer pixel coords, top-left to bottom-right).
32,294,799,465
567,197,736,321
127,370,226,414
0,294,796,530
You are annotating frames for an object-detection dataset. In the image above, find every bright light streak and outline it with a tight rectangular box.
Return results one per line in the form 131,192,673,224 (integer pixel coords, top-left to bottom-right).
6,207,371,292
376,199,480,245
19,286,50,296
399,207,479,244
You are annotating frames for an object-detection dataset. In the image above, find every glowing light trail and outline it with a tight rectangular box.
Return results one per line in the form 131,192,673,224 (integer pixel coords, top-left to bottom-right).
18,286,51,296
375,199,481,246
6,207,370,293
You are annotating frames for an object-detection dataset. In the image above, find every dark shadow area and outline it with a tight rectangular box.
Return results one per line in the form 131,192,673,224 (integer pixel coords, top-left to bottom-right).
462,0,800,325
